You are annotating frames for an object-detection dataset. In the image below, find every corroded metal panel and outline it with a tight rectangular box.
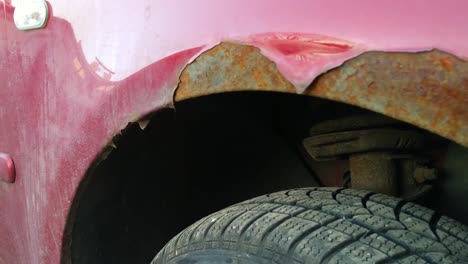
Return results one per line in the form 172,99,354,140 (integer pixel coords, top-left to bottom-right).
177,43,468,146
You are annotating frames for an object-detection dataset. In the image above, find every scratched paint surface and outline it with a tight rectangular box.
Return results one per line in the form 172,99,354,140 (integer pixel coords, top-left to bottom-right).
0,0,467,263
47,0,468,82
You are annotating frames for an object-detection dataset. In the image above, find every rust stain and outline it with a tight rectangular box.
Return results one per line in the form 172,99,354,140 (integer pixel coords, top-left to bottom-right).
305,50,468,146
367,82,377,95
252,68,266,89
176,43,295,100
176,42,468,146
439,57,454,72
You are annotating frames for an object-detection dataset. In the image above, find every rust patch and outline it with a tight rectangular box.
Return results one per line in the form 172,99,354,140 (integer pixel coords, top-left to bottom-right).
176,43,295,101
305,50,468,146
176,42,468,146
439,57,454,72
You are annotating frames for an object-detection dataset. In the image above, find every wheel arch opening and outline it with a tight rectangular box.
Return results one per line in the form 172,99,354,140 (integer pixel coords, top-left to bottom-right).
61,43,468,263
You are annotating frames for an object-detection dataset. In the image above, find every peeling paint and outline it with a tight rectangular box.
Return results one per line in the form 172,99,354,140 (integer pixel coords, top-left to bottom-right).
137,120,150,130
238,32,367,92
176,43,468,146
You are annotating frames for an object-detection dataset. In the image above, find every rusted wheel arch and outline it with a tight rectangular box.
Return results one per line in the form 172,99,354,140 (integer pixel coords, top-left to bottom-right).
175,42,468,146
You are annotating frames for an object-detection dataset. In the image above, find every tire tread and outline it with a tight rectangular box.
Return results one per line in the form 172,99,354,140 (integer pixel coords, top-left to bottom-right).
152,188,468,264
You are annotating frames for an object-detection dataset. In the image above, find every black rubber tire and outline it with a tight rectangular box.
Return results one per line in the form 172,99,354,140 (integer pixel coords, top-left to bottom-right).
151,188,468,264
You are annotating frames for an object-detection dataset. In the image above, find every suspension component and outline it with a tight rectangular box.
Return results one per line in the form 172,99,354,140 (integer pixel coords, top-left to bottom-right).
303,114,436,195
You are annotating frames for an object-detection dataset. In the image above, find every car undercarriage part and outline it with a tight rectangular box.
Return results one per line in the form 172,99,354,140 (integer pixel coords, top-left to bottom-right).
303,115,437,196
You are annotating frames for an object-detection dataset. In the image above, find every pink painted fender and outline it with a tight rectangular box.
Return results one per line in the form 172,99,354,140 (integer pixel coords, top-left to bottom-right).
0,0,468,263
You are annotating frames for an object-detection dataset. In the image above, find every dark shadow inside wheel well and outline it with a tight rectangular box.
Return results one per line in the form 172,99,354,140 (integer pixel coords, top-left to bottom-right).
64,91,468,264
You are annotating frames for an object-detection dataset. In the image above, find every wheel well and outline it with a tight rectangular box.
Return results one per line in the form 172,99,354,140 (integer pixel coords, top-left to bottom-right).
66,92,322,264
64,91,468,264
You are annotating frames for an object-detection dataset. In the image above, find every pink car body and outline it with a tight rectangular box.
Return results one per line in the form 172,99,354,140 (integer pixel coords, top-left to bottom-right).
1,0,468,263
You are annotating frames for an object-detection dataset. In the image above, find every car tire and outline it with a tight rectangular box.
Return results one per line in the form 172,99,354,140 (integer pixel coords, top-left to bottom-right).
151,188,468,264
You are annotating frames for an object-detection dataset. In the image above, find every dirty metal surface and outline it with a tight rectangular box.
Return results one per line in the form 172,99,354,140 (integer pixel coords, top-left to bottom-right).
176,43,468,146
350,153,397,195
306,50,468,147
176,43,296,100
308,114,400,135
303,129,424,161
304,115,434,196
